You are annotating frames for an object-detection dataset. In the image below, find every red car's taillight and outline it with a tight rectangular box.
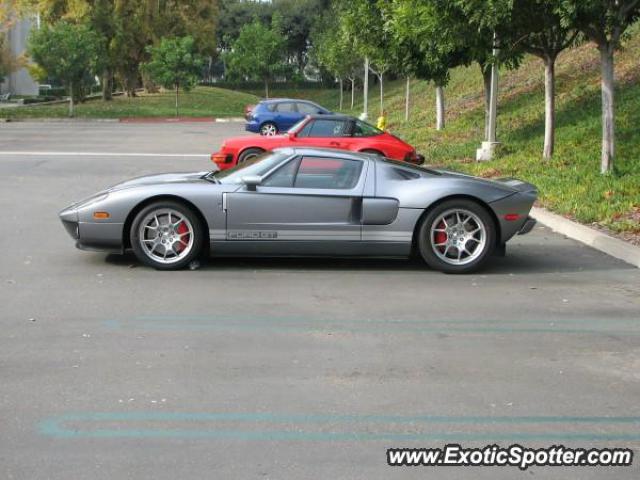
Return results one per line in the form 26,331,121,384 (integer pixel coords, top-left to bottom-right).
404,151,425,165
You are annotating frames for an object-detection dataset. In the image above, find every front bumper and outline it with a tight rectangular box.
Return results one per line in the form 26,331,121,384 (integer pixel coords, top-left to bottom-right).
211,152,235,170
245,121,260,133
59,206,124,252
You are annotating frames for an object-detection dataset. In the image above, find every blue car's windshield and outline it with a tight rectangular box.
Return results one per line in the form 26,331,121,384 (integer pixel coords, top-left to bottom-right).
213,152,291,184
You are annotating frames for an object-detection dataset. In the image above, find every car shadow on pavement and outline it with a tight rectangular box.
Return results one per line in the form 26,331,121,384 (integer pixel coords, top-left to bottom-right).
104,242,634,275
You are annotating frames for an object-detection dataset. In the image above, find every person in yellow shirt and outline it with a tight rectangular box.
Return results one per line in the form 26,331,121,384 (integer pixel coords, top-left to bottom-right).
376,110,387,131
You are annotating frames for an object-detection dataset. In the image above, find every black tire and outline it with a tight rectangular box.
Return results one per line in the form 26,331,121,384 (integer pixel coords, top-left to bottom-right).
260,122,278,136
417,199,496,274
238,147,265,164
130,200,204,270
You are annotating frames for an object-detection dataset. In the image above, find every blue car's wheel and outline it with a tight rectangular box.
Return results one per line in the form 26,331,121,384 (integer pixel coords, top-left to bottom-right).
260,122,278,136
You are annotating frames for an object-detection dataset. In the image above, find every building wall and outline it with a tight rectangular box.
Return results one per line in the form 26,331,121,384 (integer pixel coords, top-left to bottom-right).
1,17,38,96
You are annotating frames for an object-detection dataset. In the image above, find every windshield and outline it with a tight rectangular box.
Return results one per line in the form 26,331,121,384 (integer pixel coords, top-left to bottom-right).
353,119,383,137
213,151,292,184
288,118,307,134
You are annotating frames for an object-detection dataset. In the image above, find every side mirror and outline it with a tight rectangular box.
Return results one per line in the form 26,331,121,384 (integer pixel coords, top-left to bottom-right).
287,131,296,140
241,175,262,191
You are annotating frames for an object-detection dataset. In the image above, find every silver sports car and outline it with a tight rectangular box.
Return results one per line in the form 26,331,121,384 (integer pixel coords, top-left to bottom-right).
59,147,537,273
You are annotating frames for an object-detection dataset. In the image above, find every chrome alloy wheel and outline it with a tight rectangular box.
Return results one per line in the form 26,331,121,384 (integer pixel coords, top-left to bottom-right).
138,209,194,265
260,123,277,136
430,208,487,266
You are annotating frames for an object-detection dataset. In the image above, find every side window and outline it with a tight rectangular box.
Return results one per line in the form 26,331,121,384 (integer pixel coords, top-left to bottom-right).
297,102,319,114
261,157,300,188
265,103,277,112
275,102,296,113
353,120,382,137
308,119,347,137
294,157,363,190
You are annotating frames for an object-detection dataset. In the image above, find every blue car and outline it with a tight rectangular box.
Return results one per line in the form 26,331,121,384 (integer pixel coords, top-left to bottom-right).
245,99,332,136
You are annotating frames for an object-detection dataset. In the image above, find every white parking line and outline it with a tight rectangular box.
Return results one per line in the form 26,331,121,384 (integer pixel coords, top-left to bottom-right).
0,151,209,158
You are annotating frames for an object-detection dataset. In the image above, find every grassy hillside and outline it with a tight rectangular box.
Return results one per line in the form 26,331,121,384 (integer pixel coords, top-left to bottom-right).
302,33,640,238
0,86,259,119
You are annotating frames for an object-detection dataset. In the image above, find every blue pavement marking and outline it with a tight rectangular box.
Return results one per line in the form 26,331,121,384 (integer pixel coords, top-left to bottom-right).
39,413,640,441
102,315,640,335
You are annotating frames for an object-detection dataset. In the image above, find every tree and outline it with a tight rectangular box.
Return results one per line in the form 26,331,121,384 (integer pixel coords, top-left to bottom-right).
340,0,392,117
274,0,331,76
312,9,361,110
28,21,100,116
0,33,17,85
453,0,524,140
558,0,640,174
387,0,473,130
225,18,286,98
217,0,272,51
18,0,217,99
511,0,578,159
143,36,204,117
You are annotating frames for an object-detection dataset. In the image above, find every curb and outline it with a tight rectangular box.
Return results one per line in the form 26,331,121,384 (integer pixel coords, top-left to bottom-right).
119,117,245,123
0,118,120,123
0,117,245,124
530,207,640,268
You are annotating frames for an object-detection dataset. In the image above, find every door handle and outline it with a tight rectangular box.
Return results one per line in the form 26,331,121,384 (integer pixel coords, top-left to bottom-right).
329,141,341,147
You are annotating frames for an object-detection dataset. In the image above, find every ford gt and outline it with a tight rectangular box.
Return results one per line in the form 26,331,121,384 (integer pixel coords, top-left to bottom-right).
59,148,537,273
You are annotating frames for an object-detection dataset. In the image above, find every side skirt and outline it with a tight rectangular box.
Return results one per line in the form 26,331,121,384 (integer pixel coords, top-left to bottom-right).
209,240,412,258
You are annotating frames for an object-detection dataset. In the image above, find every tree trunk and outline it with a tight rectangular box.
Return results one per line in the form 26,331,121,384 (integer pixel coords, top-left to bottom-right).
102,69,113,101
405,77,410,122
435,84,445,131
339,78,343,111
543,55,556,159
68,84,75,118
378,73,384,113
264,79,269,99
599,46,615,174
175,83,179,117
481,65,492,140
350,78,355,109
363,57,369,118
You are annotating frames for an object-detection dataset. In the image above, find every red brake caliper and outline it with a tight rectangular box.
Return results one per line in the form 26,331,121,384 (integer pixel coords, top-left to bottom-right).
174,221,189,253
434,220,447,251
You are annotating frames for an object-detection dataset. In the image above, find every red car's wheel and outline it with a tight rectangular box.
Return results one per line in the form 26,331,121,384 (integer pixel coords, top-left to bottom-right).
238,148,265,164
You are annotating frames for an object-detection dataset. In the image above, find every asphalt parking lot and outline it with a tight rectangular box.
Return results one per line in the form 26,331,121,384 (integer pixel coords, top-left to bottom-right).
1,122,640,479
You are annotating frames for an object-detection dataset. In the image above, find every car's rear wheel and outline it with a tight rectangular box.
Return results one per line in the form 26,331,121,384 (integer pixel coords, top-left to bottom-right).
260,122,278,136
417,199,495,274
130,201,203,270
238,147,265,164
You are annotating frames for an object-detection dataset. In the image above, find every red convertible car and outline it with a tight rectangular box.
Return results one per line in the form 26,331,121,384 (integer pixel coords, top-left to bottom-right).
211,114,424,170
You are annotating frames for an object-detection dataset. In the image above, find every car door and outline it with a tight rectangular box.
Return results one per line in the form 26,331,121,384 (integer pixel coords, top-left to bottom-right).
225,155,368,246
274,102,301,131
294,118,351,149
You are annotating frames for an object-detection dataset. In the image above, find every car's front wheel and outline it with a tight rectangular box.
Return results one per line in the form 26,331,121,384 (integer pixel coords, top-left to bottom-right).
130,200,203,270
260,122,278,136
417,199,495,274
